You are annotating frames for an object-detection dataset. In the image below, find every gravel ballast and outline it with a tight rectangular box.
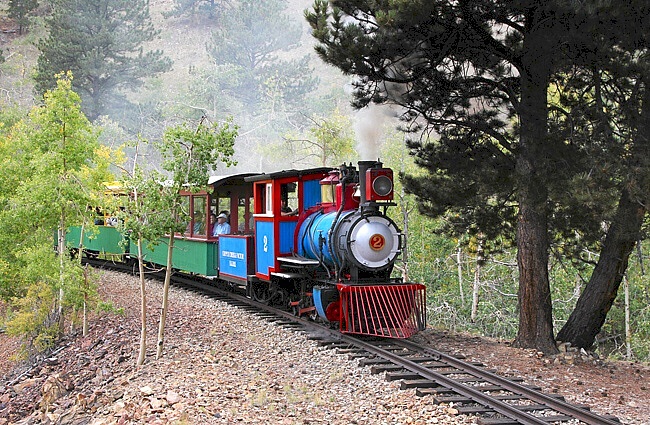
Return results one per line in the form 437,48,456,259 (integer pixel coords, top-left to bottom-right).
1,271,475,424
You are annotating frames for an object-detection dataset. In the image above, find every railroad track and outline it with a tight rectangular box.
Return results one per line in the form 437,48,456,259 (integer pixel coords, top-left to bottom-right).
87,258,622,425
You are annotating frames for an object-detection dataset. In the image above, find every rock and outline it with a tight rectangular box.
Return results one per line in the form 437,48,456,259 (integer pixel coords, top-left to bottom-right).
447,407,459,415
13,378,38,394
94,349,108,360
139,386,154,396
150,397,163,409
557,341,570,352
45,357,59,366
165,390,181,405
41,374,69,411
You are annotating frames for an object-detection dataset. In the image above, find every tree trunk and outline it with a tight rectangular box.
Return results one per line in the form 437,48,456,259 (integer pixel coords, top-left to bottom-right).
78,223,88,337
457,245,465,306
156,235,175,359
471,238,483,322
57,210,67,337
83,266,88,337
624,276,631,359
556,189,645,348
513,176,556,354
512,29,557,354
137,236,147,366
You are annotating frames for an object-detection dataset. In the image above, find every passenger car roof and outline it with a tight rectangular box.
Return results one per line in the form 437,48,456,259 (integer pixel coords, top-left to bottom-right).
208,173,261,187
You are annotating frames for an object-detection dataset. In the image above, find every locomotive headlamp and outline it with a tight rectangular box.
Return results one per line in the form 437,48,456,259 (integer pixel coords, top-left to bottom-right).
366,168,394,201
372,175,393,197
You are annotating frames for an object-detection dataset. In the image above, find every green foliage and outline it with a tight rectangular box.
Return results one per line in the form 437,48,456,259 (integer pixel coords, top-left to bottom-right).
125,119,238,236
0,105,24,135
34,0,172,121
0,73,114,355
6,280,60,357
97,300,124,315
7,0,38,34
203,0,317,115
278,108,356,167
164,0,224,20
0,258,20,299
0,73,102,242
307,108,356,166
159,118,238,184
117,118,238,268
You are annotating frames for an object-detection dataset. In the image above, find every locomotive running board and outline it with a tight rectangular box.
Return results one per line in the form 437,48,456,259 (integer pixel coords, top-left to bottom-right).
338,283,427,338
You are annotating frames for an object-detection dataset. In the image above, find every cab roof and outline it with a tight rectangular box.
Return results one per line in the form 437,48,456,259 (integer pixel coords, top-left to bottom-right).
243,167,333,183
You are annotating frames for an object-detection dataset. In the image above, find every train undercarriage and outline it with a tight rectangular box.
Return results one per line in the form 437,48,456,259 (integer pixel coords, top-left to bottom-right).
247,274,426,338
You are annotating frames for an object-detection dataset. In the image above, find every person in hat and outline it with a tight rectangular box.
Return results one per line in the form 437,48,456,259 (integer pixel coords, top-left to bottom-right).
212,212,230,236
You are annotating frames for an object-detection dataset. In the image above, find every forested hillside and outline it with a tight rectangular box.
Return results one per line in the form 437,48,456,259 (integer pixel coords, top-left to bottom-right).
0,0,358,172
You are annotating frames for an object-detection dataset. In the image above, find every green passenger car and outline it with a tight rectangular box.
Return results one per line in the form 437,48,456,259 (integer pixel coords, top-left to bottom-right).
65,225,128,257
132,237,219,276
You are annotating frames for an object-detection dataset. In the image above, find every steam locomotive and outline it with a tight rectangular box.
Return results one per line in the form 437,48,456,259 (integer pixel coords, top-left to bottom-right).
71,160,427,338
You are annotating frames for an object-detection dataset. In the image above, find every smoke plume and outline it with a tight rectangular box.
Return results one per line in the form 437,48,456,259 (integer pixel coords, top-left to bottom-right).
354,103,385,161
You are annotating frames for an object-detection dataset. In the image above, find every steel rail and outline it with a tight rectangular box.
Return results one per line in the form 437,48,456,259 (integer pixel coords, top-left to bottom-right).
335,334,557,425
392,339,620,424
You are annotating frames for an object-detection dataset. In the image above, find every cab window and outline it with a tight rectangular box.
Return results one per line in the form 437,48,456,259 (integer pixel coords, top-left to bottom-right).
254,182,272,215
280,182,298,216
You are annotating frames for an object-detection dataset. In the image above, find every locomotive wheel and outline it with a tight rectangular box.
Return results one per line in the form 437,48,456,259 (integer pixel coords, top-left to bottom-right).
251,282,271,304
289,295,316,319
267,283,288,308
291,302,300,316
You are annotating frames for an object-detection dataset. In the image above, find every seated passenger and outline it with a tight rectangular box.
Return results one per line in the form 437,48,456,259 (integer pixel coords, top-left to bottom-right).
213,212,231,236
193,212,205,235
281,199,297,216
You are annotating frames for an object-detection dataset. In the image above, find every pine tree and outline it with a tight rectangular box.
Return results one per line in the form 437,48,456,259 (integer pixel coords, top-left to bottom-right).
306,0,649,353
205,0,317,113
552,9,650,348
34,0,172,121
7,0,38,34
